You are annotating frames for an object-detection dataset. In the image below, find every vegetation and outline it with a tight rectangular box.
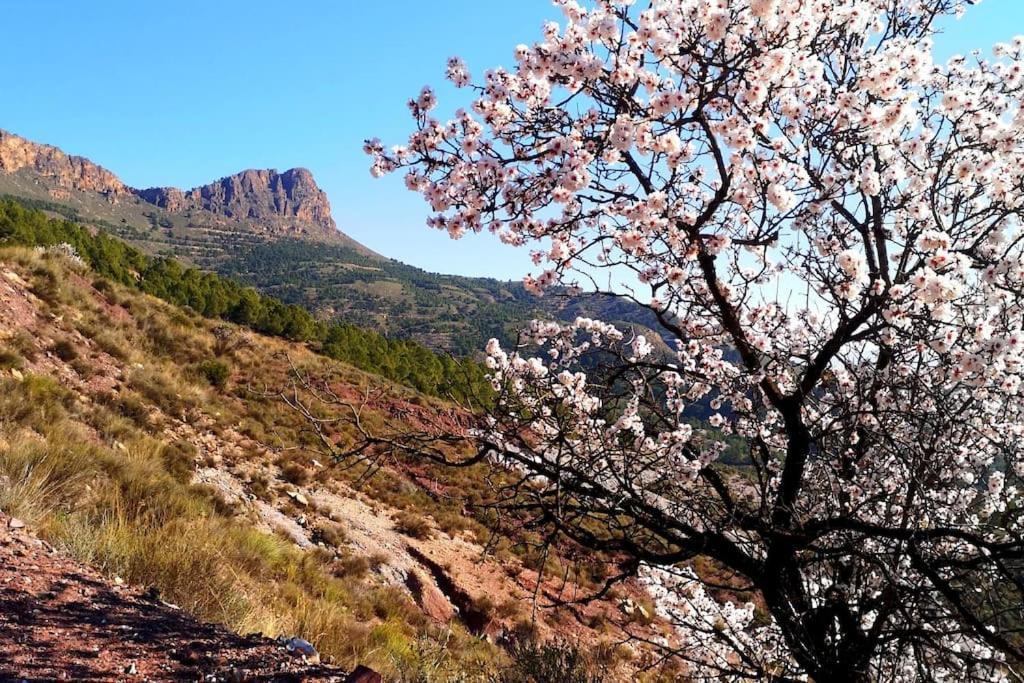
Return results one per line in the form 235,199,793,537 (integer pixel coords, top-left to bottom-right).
0,219,672,682
0,374,499,678
0,198,489,402
0,249,501,679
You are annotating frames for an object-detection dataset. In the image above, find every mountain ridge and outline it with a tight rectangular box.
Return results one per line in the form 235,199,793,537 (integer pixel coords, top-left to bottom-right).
0,129,342,243
0,127,664,354
136,166,337,236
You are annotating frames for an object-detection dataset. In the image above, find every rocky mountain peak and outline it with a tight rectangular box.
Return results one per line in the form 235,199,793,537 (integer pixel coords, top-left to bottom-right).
0,129,128,197
0,128,342,242
137,167,337,239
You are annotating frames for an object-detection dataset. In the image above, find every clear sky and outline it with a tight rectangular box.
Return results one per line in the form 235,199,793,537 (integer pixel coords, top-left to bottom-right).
2,1,1023,279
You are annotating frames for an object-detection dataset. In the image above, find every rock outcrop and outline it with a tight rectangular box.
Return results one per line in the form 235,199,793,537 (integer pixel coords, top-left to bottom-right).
0,129,128,198
137,167,337,237
0,128,340,241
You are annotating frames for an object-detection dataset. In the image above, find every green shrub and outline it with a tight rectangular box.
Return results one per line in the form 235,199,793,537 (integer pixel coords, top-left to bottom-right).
197,359,230,389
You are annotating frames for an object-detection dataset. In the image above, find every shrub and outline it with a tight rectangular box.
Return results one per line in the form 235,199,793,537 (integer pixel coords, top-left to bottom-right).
312,521,348,548
331,553,370,580
498,637,601,683
70,357,96,378
280,459,313,486
248,473,272,501
160,440,197,483
108,391,151,427
30,266,64,304
196,359,230,389
393,511,433,540
9,330,38,361
0,348,22,369
93,331,129,360
50,339,78,362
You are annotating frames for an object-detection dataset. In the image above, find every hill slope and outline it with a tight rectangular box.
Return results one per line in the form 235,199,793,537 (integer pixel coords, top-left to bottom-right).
0,244,672,681
0,128,663,354
0,513,347,681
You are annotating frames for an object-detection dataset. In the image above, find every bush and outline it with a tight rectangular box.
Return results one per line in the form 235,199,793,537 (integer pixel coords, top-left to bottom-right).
0,348,22,369
107,391,152,427
331,553,370,579
160,440,197,483
248,473,272,501
30,266,64,304
312,521,348,548
498,637,602,683
196,359,230,389
279,459,313,486
93,331,129,360
9,330,38,361
69,357,94,378
393,511,433,540
50,339,78,362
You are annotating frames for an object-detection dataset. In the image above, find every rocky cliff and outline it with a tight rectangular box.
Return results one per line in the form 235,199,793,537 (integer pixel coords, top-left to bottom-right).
0,129,128,198
0,129,340,241
137,167,336,237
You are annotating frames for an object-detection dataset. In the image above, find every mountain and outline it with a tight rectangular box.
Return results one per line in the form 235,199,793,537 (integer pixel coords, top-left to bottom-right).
136,166,337,239
0,128,364,250
0,127,129,197
0,128,664,354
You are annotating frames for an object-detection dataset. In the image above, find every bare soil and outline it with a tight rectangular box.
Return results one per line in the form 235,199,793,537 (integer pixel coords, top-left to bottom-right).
0,514,347,682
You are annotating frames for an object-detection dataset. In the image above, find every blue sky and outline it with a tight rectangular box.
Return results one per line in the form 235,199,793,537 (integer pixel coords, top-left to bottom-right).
2,1,1022,279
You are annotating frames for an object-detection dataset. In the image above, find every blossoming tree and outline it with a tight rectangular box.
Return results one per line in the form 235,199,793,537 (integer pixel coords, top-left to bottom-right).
367,0,1024,679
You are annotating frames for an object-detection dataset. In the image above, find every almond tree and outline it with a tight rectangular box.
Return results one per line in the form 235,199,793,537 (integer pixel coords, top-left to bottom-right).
367,1,1024,679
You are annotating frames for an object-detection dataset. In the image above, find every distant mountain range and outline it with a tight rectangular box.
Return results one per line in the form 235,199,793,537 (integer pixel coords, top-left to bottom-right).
0,128,661,354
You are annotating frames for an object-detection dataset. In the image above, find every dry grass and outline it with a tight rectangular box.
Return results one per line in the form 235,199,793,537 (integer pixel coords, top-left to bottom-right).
0,374,463,677
0,252,510,679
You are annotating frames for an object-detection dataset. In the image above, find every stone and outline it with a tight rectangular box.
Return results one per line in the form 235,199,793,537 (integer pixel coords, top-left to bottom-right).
8,517,25,530
10,368,23,381
286,490,309,506
345,665,383,683
283,636,319,664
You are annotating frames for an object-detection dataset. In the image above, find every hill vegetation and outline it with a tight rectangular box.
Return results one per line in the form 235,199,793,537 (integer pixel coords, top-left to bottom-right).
0,198,490,402
0,243,670,681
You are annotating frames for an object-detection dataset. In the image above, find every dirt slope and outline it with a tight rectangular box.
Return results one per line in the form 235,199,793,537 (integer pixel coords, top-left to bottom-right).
0,514,347,682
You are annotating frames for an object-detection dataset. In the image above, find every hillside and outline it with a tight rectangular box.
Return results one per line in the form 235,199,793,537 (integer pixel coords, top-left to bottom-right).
0,128,662,354
0,242,675,680
0,513,347,680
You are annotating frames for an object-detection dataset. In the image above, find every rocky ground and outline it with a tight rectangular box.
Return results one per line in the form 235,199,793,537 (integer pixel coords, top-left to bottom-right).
0,514,350,682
